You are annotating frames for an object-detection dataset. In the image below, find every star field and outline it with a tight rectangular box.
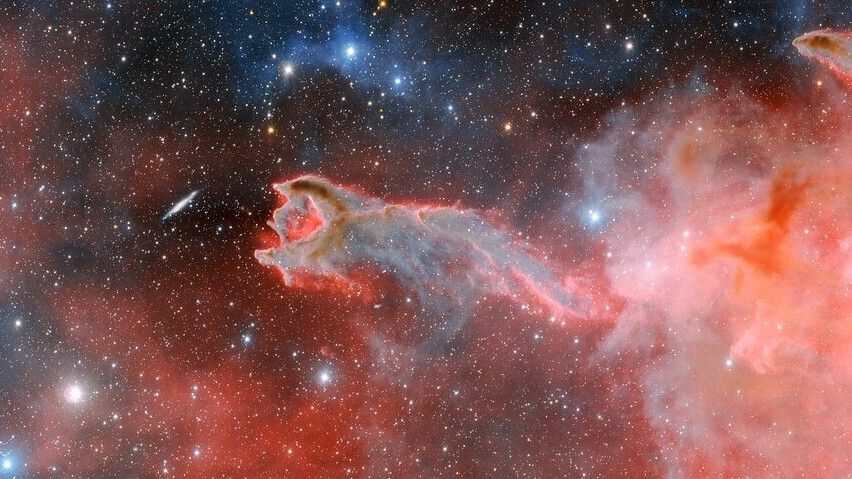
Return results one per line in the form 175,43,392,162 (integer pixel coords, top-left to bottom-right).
1,1,851,478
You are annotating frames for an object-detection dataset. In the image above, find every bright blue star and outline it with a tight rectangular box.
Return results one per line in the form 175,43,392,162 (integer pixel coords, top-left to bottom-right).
588,209,602,223
580,204,608,231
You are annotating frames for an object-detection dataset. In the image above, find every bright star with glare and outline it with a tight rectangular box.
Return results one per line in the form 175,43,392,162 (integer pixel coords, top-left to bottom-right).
345,45,356,58
1,458,11,471
588,209,601,223
65,384,84,404
281,63,294,76
318,370,331,385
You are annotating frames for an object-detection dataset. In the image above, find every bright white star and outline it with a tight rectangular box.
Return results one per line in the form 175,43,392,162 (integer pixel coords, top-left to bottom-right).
588,209,601,223
65,384,84,404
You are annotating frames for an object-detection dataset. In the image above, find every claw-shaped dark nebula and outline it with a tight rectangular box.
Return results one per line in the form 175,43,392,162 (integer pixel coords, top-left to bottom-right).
255,175,586,337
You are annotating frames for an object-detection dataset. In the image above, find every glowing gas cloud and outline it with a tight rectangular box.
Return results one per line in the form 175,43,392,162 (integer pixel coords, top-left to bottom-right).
256,176,585,344
585,83,852,476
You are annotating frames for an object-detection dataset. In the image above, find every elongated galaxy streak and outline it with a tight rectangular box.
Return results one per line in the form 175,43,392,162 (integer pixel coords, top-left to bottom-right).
161,190,199,220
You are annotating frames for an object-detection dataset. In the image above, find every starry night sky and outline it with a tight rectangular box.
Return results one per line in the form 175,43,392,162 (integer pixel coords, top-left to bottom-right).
1,1,851,478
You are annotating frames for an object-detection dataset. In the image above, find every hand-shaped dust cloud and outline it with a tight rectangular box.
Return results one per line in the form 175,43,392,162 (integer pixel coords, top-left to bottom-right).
793,29,852,85
256,176,585,345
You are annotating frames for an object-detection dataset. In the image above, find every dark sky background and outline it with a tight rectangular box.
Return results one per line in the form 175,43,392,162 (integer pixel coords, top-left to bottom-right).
1,1,851,478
